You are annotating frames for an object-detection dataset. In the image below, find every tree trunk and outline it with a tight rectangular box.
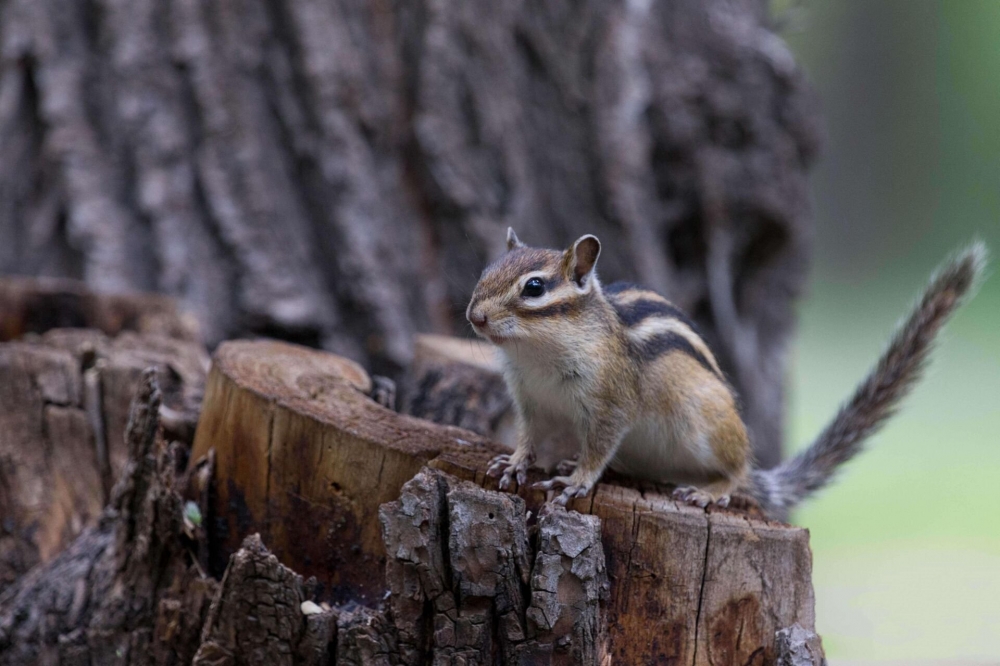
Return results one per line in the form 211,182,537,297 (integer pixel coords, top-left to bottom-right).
190,339,821,664
0,0,820,467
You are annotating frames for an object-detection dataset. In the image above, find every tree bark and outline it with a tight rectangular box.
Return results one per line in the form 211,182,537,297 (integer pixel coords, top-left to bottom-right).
0,280,208,595
191,339,821,664
0,0,820,467
0,370,217,666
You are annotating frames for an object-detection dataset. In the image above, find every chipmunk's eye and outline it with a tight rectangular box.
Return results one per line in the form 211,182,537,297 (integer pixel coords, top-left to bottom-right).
521,277,545,298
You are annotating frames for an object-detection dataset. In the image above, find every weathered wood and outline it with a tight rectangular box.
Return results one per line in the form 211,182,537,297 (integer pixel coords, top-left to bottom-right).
699,512,817,665
379,468,608,665
188,339,497,605
525,505,608,664
192,533,312,666
1,345,822,663
400,333,515,446
190,340,820,663
1,370,610,664
0,328,207,593
0,370,217,666
208,467,605,664
403,341,823,662
0,277,199,343
776,624,826,666
0,0,822,468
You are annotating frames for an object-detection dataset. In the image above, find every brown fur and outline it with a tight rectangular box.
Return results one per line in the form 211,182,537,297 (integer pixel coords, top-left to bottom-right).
746,242,987,519
471,232,750,506
471,231,986,516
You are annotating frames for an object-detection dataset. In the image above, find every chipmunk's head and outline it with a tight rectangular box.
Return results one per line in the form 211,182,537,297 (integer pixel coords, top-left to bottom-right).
466,228,602,347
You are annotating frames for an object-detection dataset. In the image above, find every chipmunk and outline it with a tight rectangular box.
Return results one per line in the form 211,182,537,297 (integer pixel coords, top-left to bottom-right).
467,228,985,518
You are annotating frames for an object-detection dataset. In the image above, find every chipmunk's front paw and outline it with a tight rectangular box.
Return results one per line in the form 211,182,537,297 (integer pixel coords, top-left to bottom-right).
672,486,729,508
533,475,594,506
486,452,533,490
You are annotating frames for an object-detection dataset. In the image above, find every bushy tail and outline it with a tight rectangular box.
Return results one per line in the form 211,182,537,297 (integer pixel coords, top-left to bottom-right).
746,243,988,519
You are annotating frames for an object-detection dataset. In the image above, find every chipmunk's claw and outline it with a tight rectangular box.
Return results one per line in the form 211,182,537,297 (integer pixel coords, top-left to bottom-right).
487,453,531,490
534,475,593,506
672,486,729,509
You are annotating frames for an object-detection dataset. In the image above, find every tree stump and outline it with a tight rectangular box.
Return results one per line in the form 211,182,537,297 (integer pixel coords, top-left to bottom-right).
0,276,199,343
1,347,822,664
0,280,208,594
189,339,499,604
400,334,515,446
0,370,217,666
191,340,821,663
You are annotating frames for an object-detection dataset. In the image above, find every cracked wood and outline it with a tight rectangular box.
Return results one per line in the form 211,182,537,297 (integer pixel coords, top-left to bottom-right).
191,339,820,663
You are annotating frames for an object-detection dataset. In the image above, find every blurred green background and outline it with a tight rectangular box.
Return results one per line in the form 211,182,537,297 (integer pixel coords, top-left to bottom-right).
778,0,1000,661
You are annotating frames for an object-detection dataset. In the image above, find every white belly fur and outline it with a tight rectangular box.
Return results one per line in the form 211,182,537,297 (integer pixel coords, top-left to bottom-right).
503,351,587,471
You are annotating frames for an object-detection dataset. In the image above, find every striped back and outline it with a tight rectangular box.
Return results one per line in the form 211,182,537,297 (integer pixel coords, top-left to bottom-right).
604,283,723,378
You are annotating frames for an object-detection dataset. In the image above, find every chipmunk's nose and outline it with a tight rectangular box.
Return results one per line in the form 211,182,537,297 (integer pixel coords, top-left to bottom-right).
469,310,488,327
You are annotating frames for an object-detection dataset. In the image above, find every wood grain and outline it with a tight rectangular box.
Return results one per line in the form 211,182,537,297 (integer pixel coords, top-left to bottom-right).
191,339,821,663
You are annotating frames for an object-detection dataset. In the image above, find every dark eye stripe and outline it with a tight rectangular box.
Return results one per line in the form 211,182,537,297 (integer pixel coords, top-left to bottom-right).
544,274,565,289
515,299,578,318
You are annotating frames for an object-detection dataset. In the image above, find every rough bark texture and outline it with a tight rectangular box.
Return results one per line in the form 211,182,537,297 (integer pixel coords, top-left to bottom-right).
0,296,207,594
379,469,608,665
0,370,218,666
195,471,610,666
192,533,313,666
192,339,820,664
775,624,827,666
0,339,823,663
0,368,611,665
0,0,820,467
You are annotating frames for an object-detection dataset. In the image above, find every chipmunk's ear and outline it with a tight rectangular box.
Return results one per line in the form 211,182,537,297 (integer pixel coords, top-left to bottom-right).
506,227,525,251
566,234,601,287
